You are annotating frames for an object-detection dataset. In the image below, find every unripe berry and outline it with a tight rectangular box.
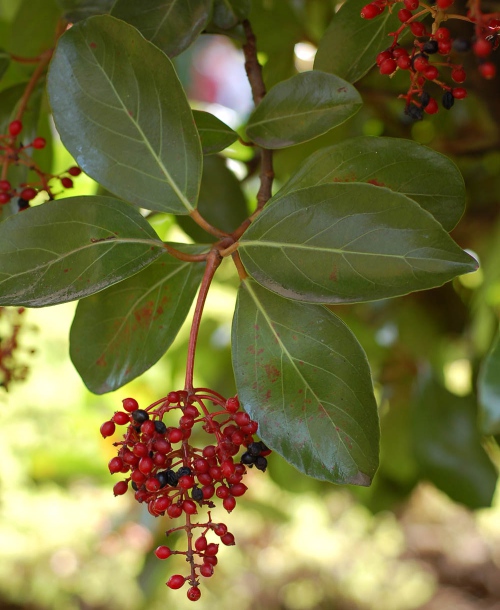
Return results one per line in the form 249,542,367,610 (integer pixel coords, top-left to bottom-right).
100,420,116,438
8,120,22,136
167,575,185,589
473,38,492,58
32,137,46,149
20,187,37,201
479,62,496,79
155,545,172,559
451,67,466,83
360,3,383,19
113,411,129,425
60,177,73,189
452,87,467,99
68,166,82,176
187,587,201,601
122,397,139,412
379,58,397,75
113,480,128,496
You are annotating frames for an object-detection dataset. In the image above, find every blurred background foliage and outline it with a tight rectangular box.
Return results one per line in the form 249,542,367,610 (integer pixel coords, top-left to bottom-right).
1,0,500,608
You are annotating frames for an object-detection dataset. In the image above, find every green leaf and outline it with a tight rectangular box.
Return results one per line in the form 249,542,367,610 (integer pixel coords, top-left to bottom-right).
212,0,251,29
0,49,9,80
47,15,202,214
177,155,248,242
70,245,206,394
246,71,362,149
232,279,379,485
0,196,165,307
314,0,402,83
193,110,238,155
239,183,478,304
413,376,497,509
56,0,114,21
478,331,500,435
111,0,212,58
275,137,465,231
8,0,61,58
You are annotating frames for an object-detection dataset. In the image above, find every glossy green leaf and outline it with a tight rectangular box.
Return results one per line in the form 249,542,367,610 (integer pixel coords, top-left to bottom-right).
478,331,500,435
413,376,497,509
177,155,248,242
314,0,402,83
275,137,465,231
232,279,379,485
70,245,206,394
8,0,61,58
0,196,164,307
246,71,362,149
56,0,114,21
111,0,212,57
193,110,239,155
212,0,250,29
239,183,478,304
47,15,202,214
0,49,9,80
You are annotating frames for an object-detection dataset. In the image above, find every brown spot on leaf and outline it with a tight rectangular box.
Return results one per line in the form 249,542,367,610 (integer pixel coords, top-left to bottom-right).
367,179,385,187
264,363,280,383
96,355,107,367
90,42,97,49
329,266,338,281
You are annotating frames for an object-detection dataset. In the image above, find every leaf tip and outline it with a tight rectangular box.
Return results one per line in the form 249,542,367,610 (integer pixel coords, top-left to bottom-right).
348,470,373,487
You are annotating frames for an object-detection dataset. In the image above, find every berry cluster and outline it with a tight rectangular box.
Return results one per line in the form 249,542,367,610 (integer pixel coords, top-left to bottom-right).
100,389,270,601
0,306,34,390
361,0,499,119
0,119,82,209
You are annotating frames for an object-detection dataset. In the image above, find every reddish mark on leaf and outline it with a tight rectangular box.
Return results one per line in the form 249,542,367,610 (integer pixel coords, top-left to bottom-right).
337,86,348,93
96,355,107,367
63,268,70,273
247,345,256,354
257,348,264,354
265,389,271,400
128,110,133,117
264,363,280,383
133,296,168,326
329,266,338,281
367,179,385,187
298,388,303,394
90,42,97,49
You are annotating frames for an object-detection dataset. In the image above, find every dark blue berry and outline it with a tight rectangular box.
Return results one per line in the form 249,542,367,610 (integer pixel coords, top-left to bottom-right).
442,91,454,109
154,420,167,434
422,40,438,54
132,409,149,423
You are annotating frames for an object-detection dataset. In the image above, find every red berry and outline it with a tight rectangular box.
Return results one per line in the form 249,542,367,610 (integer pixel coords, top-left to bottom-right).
221,532,235,546
473,38,492,58
154,438,171,454
0,193,10,204
202,445,216,458
451,67,466,83
203,555,218,566
167,391,180,403
397,56,412,70
187,587,201,601
182,499,197,514
452,87,467,99
424,98,439,114
230,483,247,497
195,536,208,552
404,0,419,9
113,480,128,496
423,65,439,80
213,523,227,536
179,475,195,489
413,55,428,72
133,442,149,457
435,27,450,40
20,187,37,201
205,543,219,556
141,420,156,436
479,62,496,79
225,397,240,413
200,563,214,577
201,484,215,499
376,50,393,66
153,496,171,512
223,495,236,512
438,40,452,54
216,485,230,499
167,503,183,518
32,137,46,149
234,412,251,427
131,469,146,484
8,120,22,136
379,58,397,75
60,177,73,189
108,457,123,474
122,397,139,412
410,21,426,37
100,420,116,438
360,3,383,19
155,545,172,559
68,166,82,176
138,456,154,474
113,411,130,425
168,428,183,443
398,8,412,22
145,477,161,492
0,180,11,191
167,575,185,590
179,415,194,429
437,0,454,7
